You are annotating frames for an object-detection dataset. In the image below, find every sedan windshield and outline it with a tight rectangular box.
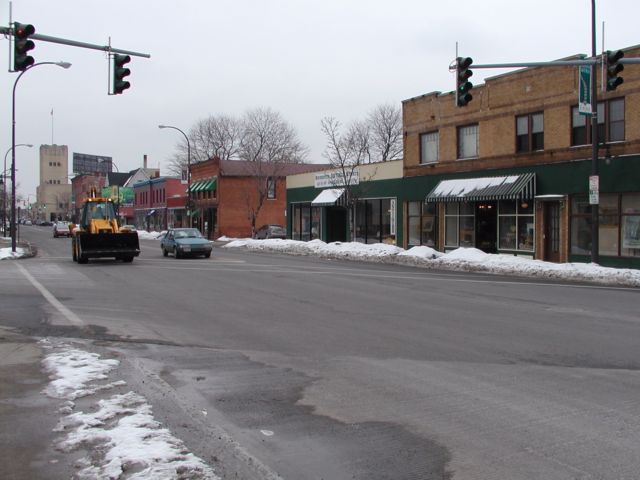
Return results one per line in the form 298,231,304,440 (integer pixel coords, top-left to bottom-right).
174,228,202,239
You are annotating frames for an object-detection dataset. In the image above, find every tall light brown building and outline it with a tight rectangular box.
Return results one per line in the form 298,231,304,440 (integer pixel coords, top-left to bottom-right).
36,145,72,221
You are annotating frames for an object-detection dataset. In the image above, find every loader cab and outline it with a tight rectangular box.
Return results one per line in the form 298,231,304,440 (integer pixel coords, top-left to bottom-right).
81,200,117,228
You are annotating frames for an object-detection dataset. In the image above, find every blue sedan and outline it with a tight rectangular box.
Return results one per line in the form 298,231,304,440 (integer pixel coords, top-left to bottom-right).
160,228,212,259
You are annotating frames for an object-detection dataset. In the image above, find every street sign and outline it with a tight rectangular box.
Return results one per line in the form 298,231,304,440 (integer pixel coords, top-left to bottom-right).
578,66,592,115
589,175,599,205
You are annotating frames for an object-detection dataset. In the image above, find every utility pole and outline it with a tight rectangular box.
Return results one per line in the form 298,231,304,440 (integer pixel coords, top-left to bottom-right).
589,0,599,264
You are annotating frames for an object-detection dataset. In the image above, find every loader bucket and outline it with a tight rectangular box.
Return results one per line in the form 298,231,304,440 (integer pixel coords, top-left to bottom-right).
77,232,140,261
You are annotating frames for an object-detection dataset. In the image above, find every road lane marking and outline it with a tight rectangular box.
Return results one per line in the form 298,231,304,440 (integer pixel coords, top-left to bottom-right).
15,263,84,326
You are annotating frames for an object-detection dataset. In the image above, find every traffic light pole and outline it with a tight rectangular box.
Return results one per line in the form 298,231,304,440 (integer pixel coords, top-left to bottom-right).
590,0,599,264
0,26,151,59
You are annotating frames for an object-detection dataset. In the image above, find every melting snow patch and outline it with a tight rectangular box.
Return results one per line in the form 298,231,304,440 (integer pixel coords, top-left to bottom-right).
41,339,219,479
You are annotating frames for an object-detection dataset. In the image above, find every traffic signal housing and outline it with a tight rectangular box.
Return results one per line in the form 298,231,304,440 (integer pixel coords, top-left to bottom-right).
605,50,624,91
456,57,473,107
112,54,131,95
13,22,35,71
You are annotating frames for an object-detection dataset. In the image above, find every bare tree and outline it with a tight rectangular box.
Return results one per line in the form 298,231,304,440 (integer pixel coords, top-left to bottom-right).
320,116,377,239
167,114,242,176
367,103,402,161
239,107,308,235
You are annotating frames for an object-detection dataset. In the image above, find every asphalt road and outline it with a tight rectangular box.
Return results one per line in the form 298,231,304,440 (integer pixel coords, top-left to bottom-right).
3,225,640,479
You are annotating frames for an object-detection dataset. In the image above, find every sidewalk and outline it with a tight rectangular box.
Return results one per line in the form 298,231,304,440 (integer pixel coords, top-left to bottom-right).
0,237,37,260
0,327,70,479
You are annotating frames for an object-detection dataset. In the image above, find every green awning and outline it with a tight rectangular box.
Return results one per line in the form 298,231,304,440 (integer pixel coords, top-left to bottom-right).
188,181,203,193
201,179,216,192
425,173,536,203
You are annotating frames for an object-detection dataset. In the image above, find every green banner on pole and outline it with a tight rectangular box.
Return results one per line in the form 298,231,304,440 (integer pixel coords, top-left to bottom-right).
578,66,592,115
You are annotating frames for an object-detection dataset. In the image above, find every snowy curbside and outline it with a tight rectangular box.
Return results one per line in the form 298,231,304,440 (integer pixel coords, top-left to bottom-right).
222,239,640,288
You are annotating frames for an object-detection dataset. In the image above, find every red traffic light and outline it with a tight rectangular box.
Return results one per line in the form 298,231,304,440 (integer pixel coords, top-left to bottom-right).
14,22,35,38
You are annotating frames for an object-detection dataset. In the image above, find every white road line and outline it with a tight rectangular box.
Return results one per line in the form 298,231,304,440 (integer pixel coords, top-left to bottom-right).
15,263,84,326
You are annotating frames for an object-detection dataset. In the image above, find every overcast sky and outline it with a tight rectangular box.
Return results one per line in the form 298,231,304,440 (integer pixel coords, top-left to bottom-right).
2,0,638,198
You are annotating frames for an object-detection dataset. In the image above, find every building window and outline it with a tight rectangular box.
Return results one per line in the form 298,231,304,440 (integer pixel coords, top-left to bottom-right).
420,132,439,164
572,98,624,146
407,201,438,247
498,200,534,251
570,193,640,258
516,112,544,153
444,202,474,247
291,204,321,241
457,124,478,159
354,198,395,244
267,177,276,199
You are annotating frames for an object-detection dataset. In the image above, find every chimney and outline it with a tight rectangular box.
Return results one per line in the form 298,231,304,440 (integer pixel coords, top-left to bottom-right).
143,154,148,169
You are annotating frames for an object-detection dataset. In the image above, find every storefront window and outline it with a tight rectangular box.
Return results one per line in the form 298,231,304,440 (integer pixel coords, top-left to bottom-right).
408,202,421,245
408,201,437,247
498,200,534,252
311,208,321,240
421,203,437,247
367,200,381,244
622,194,640,257
570,193,640,257
292,205,301,239
445,202,474,247
354,198,395,244
499,216,517,249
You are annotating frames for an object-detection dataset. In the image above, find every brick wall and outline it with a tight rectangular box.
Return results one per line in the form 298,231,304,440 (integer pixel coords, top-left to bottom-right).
403,46,640,177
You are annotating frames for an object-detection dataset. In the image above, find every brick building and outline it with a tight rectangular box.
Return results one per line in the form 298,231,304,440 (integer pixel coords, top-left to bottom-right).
190,157,327,239
401,45,640,268
133,177,186,231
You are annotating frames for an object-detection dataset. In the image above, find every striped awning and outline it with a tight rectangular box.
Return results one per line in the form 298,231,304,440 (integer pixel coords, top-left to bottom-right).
201,179,216,192
188,179,217,193
425,173,536,203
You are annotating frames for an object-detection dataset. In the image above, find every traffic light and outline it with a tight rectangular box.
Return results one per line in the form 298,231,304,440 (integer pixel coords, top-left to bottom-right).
605,50,624,91
112,54,131,95
13,22,35,71
456,57,473,107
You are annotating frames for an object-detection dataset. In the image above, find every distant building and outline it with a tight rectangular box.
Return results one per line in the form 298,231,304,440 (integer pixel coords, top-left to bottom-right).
190,157,328,239
37,145,72,221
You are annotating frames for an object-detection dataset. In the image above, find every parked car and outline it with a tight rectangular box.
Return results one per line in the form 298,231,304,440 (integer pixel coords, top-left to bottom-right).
53,221,71,238
160,228,212,259
24,220,32,226
41,221,53,227
254,224,287,240
121,225,137,232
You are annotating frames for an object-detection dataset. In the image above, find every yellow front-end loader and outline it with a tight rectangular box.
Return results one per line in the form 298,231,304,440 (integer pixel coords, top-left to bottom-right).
71,190,140,264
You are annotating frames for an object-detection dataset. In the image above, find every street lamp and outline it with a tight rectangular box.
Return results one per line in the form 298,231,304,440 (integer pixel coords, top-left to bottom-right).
3,144,32,236
158,124,191,224
98,158,122,217
11,61,71,252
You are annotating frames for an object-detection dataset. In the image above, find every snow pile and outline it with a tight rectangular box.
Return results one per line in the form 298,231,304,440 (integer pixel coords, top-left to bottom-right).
0,247,27,260
136,230,166,240
223,240,640,287
41,339,218,479
225,238,404,261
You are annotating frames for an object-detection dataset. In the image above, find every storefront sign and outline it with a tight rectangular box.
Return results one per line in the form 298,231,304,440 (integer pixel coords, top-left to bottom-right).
588,175,599,205
390,198,396,236
315,170,359,188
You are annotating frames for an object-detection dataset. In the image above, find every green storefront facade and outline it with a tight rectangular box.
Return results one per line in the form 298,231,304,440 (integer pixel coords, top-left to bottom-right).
287,155,640,269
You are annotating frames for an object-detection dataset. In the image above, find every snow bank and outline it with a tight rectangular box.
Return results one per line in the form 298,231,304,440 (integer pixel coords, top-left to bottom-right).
223,241,640,287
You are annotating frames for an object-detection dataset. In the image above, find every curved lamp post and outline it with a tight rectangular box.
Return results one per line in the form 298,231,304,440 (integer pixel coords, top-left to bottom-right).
11,61,71,252
158,124,191,225
98,158,122,218
3,143,32,236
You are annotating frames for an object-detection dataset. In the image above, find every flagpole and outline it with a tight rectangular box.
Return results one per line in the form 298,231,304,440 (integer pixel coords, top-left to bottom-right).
51,108,54,144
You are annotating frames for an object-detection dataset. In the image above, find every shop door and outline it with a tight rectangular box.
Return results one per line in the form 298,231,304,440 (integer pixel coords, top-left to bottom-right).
475,202,497,253
543,202,560,262
326,207,347,243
